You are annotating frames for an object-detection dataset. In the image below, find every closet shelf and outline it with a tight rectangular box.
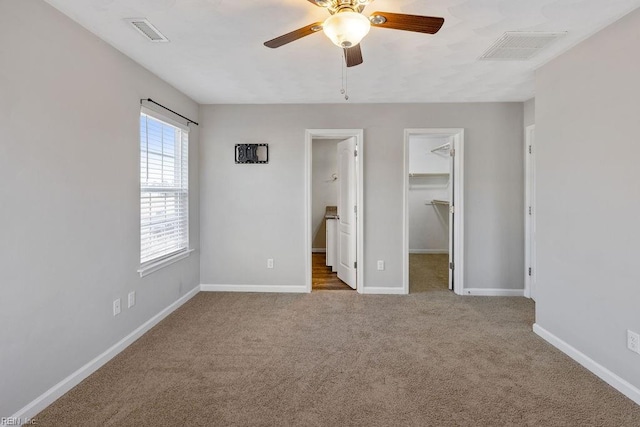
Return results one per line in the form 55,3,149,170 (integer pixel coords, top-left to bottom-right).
427,199,450,206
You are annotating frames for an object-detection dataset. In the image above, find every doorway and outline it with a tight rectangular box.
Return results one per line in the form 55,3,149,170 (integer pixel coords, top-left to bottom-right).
310,138,352,291
305,129,364,293
403,129,465,295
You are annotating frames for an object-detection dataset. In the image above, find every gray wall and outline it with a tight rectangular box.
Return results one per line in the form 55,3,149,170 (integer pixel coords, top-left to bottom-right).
535,8,640,388
524,98,535,127
200,103,524,290
0,0,200,415
409,180,450,252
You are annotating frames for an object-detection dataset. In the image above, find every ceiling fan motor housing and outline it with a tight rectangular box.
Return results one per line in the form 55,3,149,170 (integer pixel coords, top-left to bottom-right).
320,0,369,15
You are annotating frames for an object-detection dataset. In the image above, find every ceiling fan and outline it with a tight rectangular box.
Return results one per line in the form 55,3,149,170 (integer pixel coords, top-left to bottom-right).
264,0,445,67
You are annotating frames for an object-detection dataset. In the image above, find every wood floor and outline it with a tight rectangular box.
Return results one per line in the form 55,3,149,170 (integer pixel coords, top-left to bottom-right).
312,253,353,291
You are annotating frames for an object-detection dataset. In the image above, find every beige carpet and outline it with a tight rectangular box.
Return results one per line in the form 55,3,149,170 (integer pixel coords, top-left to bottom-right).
410,253,450,293
34,292,639,426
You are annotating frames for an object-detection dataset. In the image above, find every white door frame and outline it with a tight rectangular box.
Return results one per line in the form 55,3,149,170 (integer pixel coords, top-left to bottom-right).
524,125,536,299
305,129,364,293
403,128,465,295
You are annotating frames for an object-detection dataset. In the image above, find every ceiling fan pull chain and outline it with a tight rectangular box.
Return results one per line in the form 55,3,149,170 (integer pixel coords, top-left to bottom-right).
340,55,346,96
345,68,349,101
340,54,349,101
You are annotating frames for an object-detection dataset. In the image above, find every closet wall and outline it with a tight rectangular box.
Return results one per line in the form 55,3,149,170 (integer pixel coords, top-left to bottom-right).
408,136,451,253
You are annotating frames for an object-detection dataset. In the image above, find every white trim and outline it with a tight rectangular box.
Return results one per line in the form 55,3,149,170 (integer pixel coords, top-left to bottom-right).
137,249,194,277
312,248,327,253
305,129,364,294
403,129,465,296
533,324,640,406
140,105,189,132
200,284,307,293
361,286,406,295
464,288,525,297
524,125,536,299
409,249,449,254
10,286,200,421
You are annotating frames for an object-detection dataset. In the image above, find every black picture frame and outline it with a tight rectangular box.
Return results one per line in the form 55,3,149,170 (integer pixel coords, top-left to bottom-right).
235,144,269,164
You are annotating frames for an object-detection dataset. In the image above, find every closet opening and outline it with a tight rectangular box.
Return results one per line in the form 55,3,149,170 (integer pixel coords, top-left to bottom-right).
403,129,465,295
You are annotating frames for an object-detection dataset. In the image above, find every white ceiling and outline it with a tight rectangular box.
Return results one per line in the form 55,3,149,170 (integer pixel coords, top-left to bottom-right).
44,0,640,104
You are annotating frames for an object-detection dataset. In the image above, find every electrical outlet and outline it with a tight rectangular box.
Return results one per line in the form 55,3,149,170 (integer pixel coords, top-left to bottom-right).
627,330,640,353
377,260,385,271
128,291,136,308
113,298,121,316
267,259,274,269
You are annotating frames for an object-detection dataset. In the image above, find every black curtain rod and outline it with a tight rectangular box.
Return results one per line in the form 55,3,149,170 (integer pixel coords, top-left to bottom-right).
140,98,199,126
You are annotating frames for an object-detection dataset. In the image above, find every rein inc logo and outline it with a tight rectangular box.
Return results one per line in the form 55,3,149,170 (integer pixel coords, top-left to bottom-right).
1,417,37,425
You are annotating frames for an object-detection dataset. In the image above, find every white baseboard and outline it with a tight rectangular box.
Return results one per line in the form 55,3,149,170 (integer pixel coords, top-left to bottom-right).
409,249,449,254
312,248,326,253
200,284,308,293
362,286,406,295
11,286,200,421
533,324,640,406
463,288,524,297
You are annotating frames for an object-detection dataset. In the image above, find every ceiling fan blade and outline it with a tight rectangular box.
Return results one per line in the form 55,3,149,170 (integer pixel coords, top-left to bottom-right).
344,45,363,67
264,22,323,48
369,12,444,34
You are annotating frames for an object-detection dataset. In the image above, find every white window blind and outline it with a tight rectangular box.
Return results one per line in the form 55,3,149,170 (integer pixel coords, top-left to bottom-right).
140,110,189,265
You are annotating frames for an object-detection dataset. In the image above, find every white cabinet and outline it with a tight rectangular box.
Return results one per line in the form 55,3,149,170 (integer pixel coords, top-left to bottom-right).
325,218,338,272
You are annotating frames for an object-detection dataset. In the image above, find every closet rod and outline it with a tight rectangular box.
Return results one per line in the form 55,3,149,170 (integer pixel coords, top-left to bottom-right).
431,142,451,153
140,98,199,126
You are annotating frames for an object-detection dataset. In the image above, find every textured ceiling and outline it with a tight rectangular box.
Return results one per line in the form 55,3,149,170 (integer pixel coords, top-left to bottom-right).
44,0,640,104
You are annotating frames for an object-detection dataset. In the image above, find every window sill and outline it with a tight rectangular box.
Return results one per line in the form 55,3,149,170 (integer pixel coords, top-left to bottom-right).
138,249,194,278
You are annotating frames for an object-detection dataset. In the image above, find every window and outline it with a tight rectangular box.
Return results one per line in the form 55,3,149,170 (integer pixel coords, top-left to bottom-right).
139,109,189,272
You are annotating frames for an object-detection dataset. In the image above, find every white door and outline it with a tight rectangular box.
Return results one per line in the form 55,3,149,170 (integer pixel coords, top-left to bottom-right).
525,125,537,300
448,138,455,291
337,137,357,289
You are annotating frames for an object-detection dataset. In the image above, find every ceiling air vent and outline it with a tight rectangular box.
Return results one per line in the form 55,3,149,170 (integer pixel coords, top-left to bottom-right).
479,32,566,61
125,18,169,42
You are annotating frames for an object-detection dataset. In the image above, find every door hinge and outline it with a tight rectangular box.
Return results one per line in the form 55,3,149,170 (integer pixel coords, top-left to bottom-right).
449,205,455,214
528,145,532,154
354,261,357,269
528,267,532,276
354,205,357,214
354,149,358,157
528,206,532,215
450,148,455,157
449,262,455,270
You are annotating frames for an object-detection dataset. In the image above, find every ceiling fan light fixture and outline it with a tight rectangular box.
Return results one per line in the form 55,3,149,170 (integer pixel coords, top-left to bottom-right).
323,11,371,48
